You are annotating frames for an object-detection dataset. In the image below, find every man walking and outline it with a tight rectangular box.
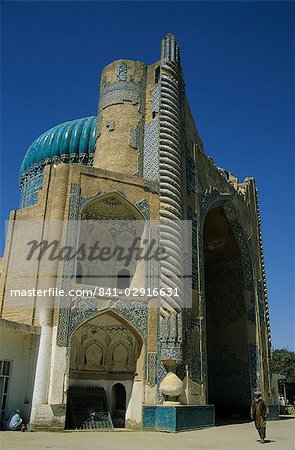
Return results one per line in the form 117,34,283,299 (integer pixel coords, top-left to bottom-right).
251,391,268,444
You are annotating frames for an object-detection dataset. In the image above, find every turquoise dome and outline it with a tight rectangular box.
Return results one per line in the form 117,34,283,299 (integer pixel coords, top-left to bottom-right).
20,116,97,181
19,116,97,208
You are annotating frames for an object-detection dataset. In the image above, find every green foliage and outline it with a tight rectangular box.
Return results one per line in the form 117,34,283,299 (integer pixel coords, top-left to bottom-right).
272,349,295,383
272,349,295,403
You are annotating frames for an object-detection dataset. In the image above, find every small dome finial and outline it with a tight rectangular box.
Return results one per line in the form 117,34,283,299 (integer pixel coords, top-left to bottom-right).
163,32,176,40
161,33,180,64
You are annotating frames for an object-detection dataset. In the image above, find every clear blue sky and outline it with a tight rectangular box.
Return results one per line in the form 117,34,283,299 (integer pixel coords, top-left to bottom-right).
1,1,294,350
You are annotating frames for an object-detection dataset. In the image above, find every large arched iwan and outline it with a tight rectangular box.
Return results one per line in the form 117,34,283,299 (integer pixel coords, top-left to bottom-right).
203,207,251,419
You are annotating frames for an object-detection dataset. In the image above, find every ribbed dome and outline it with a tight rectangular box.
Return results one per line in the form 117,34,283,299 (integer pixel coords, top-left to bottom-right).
19,116,97,183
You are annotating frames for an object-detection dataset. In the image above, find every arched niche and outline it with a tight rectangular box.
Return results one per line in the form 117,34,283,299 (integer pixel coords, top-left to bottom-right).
203,206,252,419
111,383,127,428
65,310,144,429
75,192,145,289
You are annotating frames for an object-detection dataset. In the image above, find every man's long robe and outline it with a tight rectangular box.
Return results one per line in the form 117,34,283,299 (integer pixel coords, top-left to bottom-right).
251,398,267,440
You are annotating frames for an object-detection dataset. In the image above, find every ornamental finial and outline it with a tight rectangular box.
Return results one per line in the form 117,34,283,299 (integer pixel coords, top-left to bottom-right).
161,33,180,64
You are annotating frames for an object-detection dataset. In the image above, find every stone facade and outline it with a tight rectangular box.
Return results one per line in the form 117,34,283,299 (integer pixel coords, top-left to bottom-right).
0,33,274,431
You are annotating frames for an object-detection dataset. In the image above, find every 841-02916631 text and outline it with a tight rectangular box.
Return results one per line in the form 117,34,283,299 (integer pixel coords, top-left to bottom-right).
92,287,180,297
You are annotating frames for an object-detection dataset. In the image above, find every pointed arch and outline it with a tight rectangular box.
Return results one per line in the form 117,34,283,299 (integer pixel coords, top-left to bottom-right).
202,203,253,418
66,310,144,429
76,191,146,288
81,191,146,221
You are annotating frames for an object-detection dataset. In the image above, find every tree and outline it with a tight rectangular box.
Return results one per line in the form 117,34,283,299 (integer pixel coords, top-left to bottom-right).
272,349,295,404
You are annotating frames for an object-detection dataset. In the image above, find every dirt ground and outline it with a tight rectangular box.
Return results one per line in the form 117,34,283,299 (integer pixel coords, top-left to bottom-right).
1,417,294,450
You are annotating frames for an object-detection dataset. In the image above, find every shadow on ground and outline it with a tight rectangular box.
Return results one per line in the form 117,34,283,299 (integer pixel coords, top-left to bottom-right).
215,418,251,427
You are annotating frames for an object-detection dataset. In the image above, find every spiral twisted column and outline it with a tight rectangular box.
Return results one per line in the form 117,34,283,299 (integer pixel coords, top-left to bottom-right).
159,34,184,323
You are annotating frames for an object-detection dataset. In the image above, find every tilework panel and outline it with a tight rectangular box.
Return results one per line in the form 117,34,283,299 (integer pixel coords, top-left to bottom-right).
20,172,44,208
99,81,141,110
249,343,261,391
147,352,157,387
152,85,160,113
188,207,197,289
205,260,246,325
118,64,127,81
185,150,196,194
208,345,251,405
135,199,150,219
143,117,159,180
142,405,215,432
57,183,81,346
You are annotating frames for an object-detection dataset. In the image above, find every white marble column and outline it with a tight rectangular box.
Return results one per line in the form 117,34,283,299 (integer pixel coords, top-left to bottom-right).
29,307,53,426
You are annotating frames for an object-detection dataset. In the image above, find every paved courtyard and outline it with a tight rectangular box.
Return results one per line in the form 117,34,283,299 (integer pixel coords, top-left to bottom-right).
1,417,294,450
